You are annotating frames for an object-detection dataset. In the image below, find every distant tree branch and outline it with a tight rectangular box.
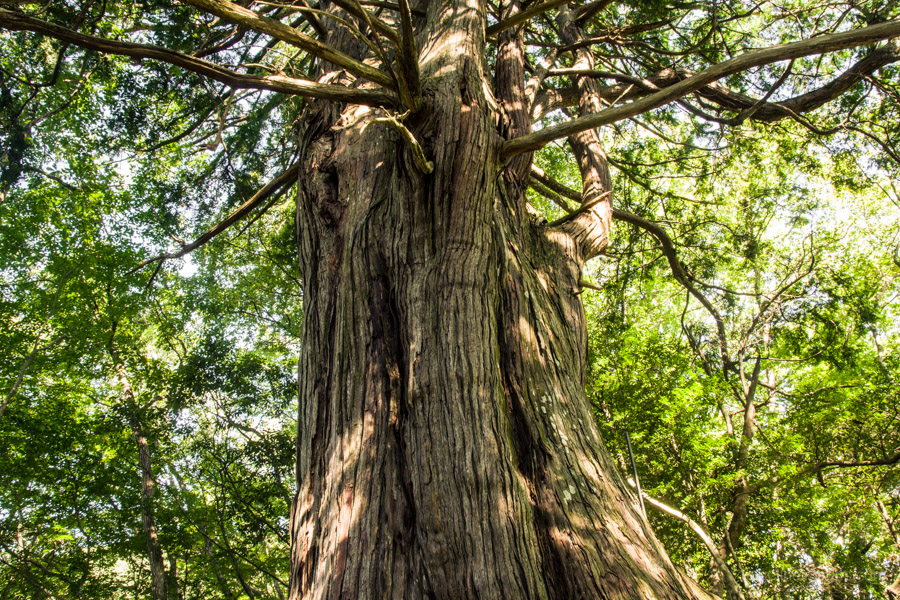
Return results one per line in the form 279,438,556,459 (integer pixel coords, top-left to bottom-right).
0,9,396,106
166,464,290,588
610,208,733,370
0,333,67,421
0,552,71,600
132,164,299,273
0,267,75,422
503,19,900,156
757,381,863,398
745,448,900,496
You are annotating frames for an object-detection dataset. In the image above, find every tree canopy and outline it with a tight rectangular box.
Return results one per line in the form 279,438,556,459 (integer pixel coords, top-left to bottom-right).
1,0,900,597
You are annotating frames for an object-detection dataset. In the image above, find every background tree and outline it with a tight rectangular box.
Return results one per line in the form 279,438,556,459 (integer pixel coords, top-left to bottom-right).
1,0,899,598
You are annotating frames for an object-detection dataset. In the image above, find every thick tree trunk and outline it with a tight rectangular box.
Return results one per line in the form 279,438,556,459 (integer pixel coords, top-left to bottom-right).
288,2,714,598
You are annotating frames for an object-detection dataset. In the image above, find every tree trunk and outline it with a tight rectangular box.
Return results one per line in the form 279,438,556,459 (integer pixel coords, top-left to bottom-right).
289,3,714,598
167,554,181,600
113,357,168,600
131,418,168,600
888,573,900,600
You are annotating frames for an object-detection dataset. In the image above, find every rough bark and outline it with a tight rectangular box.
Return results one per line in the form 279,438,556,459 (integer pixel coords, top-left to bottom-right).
288,1,715,598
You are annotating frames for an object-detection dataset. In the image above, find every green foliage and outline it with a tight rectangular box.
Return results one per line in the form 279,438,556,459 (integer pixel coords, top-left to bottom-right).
575,113,900,595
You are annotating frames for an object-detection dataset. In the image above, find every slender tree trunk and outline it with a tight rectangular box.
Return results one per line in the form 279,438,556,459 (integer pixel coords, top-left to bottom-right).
167,554,181,600
110,344,168,600
289,2,714,598
216,502,256,600
204,537,236,600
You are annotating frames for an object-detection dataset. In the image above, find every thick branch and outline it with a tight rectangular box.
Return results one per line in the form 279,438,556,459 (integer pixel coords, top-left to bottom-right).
531,70,684,120
494,0,533,192
573,0,616,23
525,50,558,114
327,0,400,44
554,10,615,259
700,39,900,122
133,164,299,271
534,41,900,122
395,0,422,110
0,9,396,106
503,19,900,156
180,0,395,87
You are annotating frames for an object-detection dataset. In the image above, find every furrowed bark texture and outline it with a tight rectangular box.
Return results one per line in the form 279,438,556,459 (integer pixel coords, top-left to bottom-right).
289,1,714,598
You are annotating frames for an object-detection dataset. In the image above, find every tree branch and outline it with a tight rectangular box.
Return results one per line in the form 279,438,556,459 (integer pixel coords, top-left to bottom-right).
610,208,734,373
179,0,395,87
528,177,575,212
573,0,616,23
544,190,611,226
0,9,396,106
745,448,900,496
395,0,421,110
699,39,900,122
530,165,580,202
503,19,900,156
132,164,299,272
326,0,400,44
627,483,746,600
538,41,900,126
554,10,616,259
